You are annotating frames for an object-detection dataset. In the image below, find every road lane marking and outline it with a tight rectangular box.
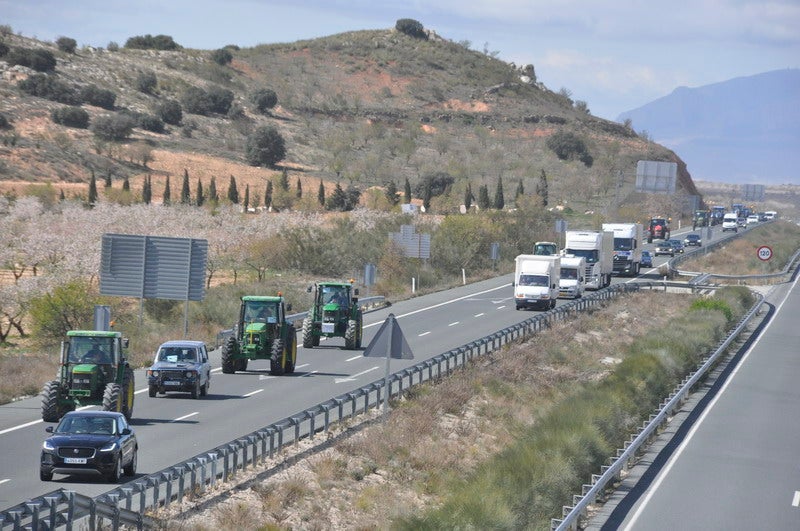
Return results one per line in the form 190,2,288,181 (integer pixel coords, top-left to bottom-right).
301,370,319,378
244,389,264,397
346,355,361,362
0,419,43,436
363,282,510,329
0,479,10,486
474,313,485,317
335,366,379,383
296,364,310,369
792,491,800,507
258,375,275,380
172,412,198,422
211,367,222,373
448,321,460,326
496,305,506,310
418,331,431,337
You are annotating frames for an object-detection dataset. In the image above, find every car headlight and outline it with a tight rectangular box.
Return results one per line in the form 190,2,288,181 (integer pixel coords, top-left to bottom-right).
42,439,55,451
185,370,196,378
100,441,118,452
148,370,159,377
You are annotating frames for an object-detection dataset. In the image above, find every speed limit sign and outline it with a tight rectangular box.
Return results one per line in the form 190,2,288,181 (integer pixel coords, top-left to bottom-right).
757,245,773,261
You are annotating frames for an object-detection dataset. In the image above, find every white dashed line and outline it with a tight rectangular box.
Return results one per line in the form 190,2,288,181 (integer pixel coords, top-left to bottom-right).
448,321,459,326
346,355,361,362
334,366,380,384
243,389,263,397
295,364,310,369
301,370,319,378
418,331,431,337
172,412,198,422
496,305,506,310
792,491,800,507
0,479,10,486
474,313,485,317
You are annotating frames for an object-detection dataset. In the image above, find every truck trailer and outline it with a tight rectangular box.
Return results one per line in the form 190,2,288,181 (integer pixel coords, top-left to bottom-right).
514,255,560,310
563,230,613,290
602,222,643,277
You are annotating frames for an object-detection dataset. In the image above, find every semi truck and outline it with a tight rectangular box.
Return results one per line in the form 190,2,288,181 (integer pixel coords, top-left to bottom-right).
514,255,560,310
601,222,643,277
558,255,585,299
563,230,613,290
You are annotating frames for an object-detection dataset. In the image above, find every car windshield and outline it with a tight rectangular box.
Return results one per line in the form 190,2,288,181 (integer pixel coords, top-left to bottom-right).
57,415,116,435
518,274,549,287
560,268,578,280
158,347,197,362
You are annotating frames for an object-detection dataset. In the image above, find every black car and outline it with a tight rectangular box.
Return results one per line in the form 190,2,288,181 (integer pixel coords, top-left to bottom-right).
654,241,676,256
640,250,653,268
40,411,138,482
683,233,702,247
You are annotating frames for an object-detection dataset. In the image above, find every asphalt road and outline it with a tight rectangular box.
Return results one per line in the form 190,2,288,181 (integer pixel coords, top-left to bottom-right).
0,221,744,511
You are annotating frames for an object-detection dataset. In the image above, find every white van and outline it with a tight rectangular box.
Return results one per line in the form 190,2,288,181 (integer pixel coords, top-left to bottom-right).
722,212,738,232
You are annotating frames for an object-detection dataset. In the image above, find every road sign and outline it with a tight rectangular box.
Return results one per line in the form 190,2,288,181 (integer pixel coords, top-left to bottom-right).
757,245,773,261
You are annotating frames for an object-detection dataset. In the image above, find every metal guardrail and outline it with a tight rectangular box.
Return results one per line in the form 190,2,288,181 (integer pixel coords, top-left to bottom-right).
214,295,387,348
551,290,765,530
3,285,673,530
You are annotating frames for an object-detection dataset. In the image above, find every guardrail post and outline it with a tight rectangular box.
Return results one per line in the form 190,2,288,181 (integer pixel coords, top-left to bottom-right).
177,465,186,504
26,502,40,531
209,452,218,488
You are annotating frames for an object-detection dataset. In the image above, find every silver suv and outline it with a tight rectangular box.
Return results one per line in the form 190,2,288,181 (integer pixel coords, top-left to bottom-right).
146,341,211,399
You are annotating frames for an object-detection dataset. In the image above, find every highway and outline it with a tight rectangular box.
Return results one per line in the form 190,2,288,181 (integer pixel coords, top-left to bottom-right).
0,222,742,511
592,256,800,530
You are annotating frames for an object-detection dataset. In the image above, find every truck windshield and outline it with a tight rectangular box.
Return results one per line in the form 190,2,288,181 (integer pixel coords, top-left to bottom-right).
560,268,577,280
564,249,598,263
613,238,633,251
518,274,548,287
533,243,557,255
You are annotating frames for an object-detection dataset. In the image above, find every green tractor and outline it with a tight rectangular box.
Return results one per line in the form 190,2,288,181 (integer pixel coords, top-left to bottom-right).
41,330,135,422
302,282,363,350
221,295,297,375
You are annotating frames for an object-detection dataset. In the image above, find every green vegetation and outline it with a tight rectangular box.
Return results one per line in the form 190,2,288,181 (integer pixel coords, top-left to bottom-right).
250,87,278,114
5,46,57,72
18,74,81,104
90,114,135,141
80,84,116,110
124,34,180,51
135,70,158,94
210,48,233,65
55,36,77,54
51,106,89,128
395,18,427,39
245,126,286,167
546,130,594,167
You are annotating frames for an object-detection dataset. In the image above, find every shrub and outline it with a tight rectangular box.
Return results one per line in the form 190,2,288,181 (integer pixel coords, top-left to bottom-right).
245,126,286,167
206,85,234,114
51,106,90,128
107,41,119,52
250,88,277,114
90,114,136,141
182,86,213,115
210,48,233,65
137,114,165,133
6,47,57,72
0,41,10,57
156,99,182,125
56,36,77,54
124,34,180,50
0,113,9,129
545,130,594,167
135,70,157,94
80,84,116,109
395,18,427,39
29,279,101,346
413,171,454,199
18,73,81,104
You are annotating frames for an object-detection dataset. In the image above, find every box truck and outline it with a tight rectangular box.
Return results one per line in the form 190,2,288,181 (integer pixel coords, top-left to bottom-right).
559,255,585,299
602,222,643,276
514,255,560,310
563,230,613,290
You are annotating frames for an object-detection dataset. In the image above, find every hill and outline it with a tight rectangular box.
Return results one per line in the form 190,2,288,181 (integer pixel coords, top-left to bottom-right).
617,69,800,185
0,23,701,218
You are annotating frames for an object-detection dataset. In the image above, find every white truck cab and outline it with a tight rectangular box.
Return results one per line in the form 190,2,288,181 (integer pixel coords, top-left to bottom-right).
559,255,586,299
514,255,560,310
722,212,738,232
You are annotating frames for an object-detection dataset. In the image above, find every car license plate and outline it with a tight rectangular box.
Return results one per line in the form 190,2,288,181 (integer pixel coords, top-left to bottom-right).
322,324,334,334
165,381,181,386
64,457,87,464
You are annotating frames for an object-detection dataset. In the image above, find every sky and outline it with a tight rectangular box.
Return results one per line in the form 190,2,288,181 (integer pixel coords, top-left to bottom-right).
1,0,798,122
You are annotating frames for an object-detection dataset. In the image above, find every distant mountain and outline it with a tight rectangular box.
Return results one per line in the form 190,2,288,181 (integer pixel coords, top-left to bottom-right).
617,69,800,185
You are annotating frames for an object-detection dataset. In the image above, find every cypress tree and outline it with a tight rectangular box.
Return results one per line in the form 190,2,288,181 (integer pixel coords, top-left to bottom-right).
59,188,66,202
478,184,490,209
296,177,302,199
515,179,524,199
464,182,473,209
279,168,289,191
88,171,98,206
142,175,152,204
208,177,218,203
317,179,325,206
385,180,398,205
227,175,239,204
265,180,273,208
404,177,412,204
181,168,191,204
196,178,204,206
163,175,171,205
537,169,549,207
244,184,250,211
122,176,130,192
422,178,432,211
104,173,112,188
494,177,505,210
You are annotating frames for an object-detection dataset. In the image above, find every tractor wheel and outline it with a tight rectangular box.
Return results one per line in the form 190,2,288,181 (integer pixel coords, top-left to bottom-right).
236,358,248,372
270,339,286,376
102,383,123,413
355,311,363,349
288,328,298,373
221,336,238,374
41,380,63,422
122,367,135,420
344,319,358,350
302,315,315,349
191,380,199,399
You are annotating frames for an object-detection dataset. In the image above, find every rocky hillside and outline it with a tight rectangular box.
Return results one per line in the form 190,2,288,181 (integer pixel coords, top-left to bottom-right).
0,24,701,216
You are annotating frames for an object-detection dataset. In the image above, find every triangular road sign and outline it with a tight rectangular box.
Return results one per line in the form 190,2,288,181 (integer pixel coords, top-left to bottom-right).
363,313,414,360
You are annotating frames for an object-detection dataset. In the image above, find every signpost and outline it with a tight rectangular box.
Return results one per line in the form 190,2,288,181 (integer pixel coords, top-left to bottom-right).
757,245,772,262
363,313,414,413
